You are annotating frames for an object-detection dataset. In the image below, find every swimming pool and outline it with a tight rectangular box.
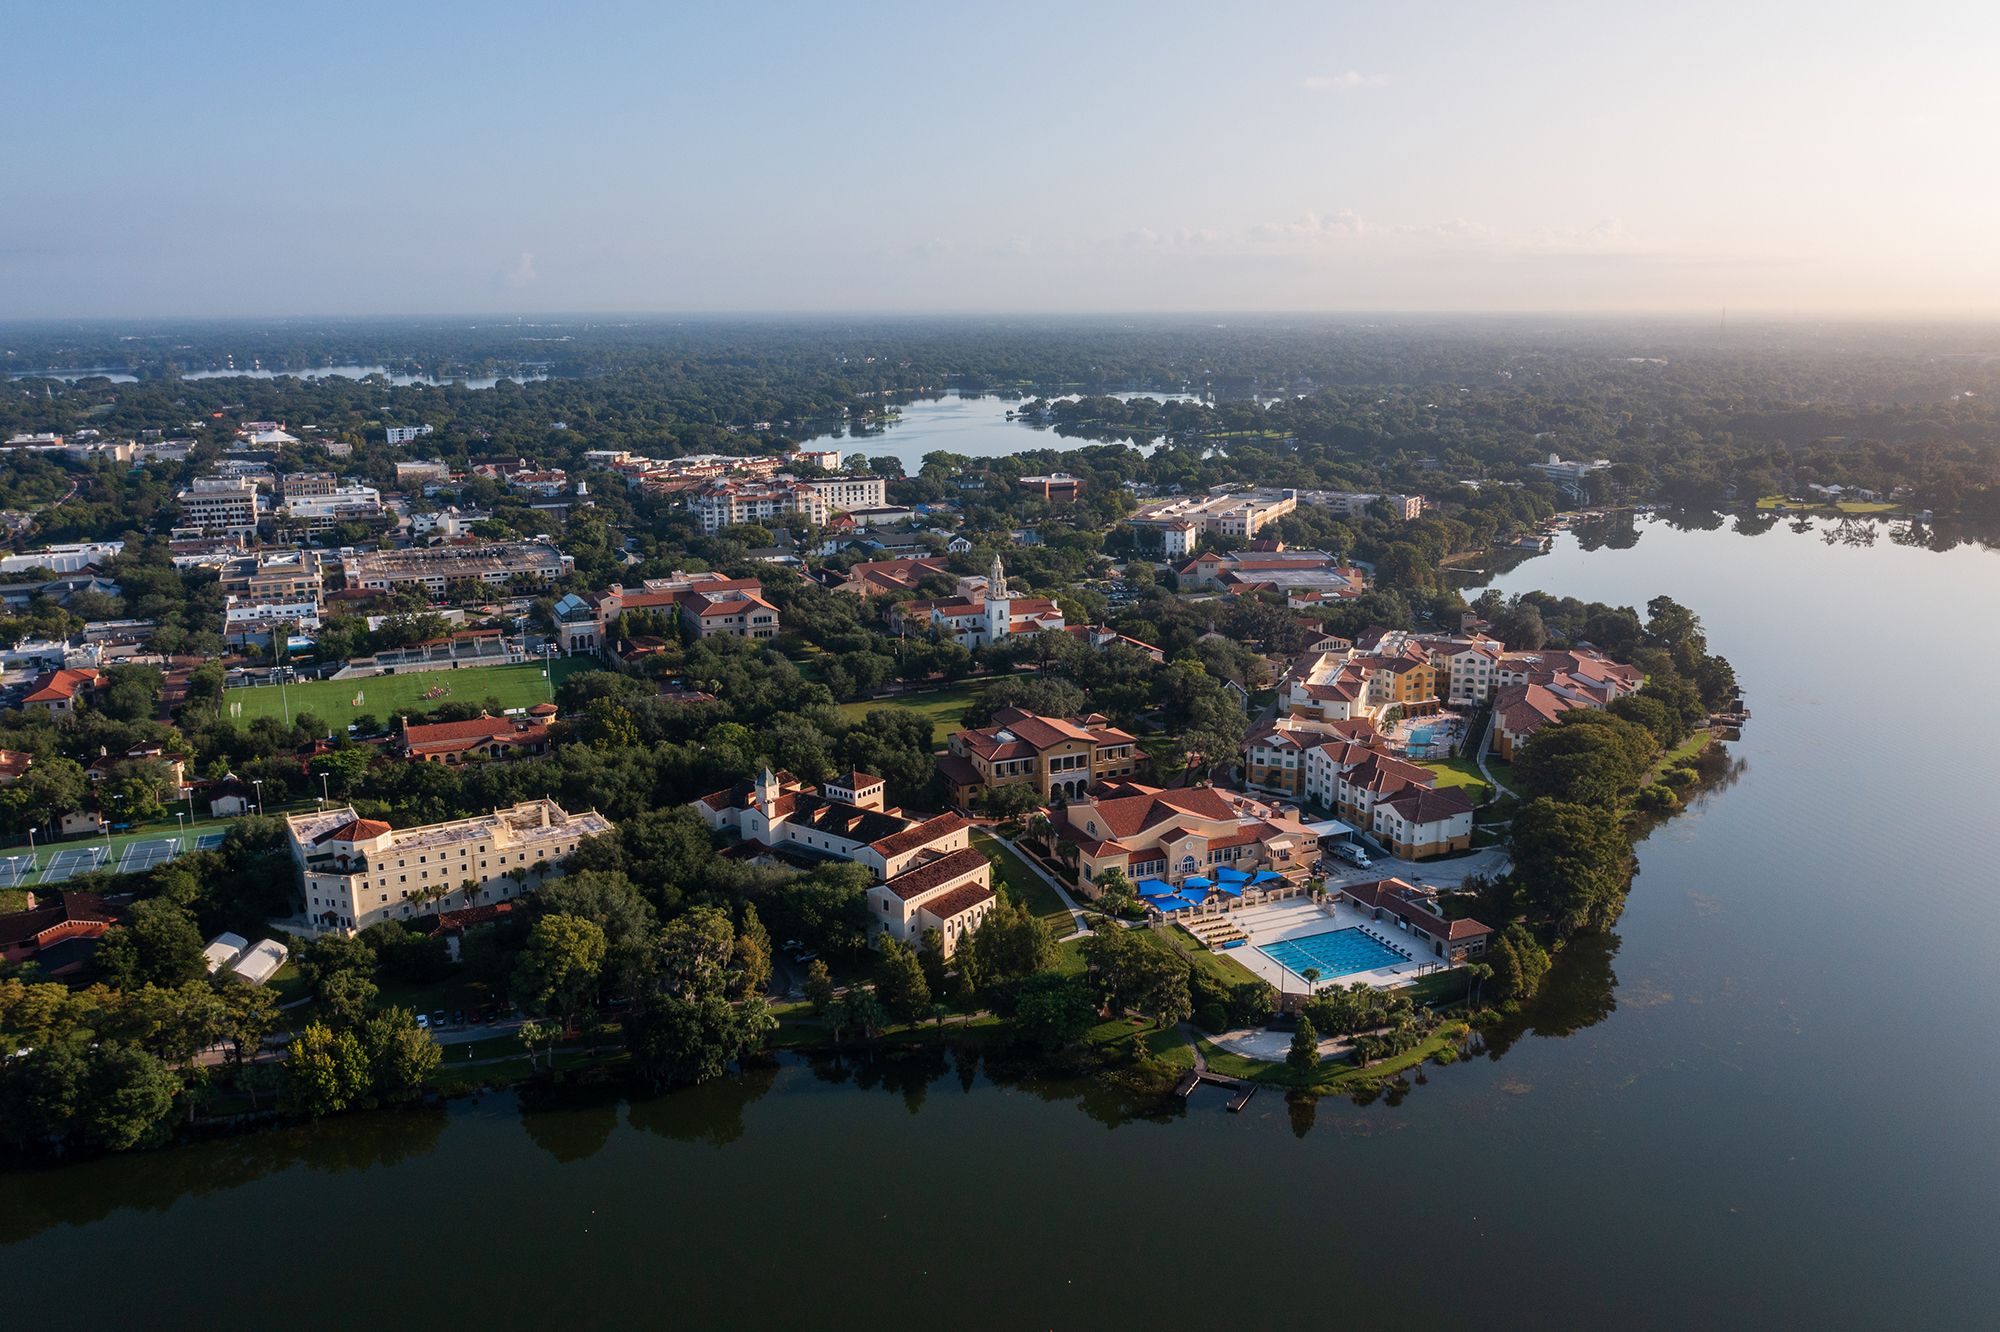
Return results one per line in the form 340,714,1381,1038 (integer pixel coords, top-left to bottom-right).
1258,927,1406,981
1408,725,1435,746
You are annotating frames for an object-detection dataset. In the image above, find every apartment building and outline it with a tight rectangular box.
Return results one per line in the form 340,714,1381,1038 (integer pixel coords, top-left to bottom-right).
1126,489,1298,556
176,477,262,535
1279,641,1439,725
284,799,613,937
937,707,1144,808
219,549,328,605
1177,548,1367,599
339,542,571,596
1019,473,1084,502
695,769,994,956
555,573,781,652
1296,490,1425,521
1051,782,1321,897
385,424,434,445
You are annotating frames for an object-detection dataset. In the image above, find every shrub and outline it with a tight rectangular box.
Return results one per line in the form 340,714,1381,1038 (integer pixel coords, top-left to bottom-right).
1195,1003,1228,1034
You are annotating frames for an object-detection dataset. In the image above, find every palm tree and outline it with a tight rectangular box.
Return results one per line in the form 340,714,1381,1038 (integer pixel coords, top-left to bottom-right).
1302,967,1321,991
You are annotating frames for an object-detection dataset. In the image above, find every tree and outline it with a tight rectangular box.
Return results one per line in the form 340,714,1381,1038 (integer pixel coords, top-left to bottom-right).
360,1007,441,1102
802,958,835,1015
533,870,658,997
217,982,281,1093
875,938,932,1026
1513,712,1657,807
916,927,947,996
1287,1015,1321,1076
316,969,379,1029
969,899,1058,983
94,899,206,989
1009,973,1096,1051
653,905,735,999
283,1021,372,1117
512,914,607,1060
1509,798,1633,938
842,985,886,1040
733,904,773,999
624,992,741,1090
81,1043,180,1151
1487,925,1551,1002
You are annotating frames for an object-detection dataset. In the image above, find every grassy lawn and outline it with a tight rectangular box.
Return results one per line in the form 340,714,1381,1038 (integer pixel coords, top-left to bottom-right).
1085,1015,1196,1070
373,973,508,1020
835,682,980,747
224,656,596,726
0,888,29,913
973,830,1075,930
1641,730,1716,789
1417,755,1493,804
1197,1028,1459,1091
1755,494,1898,515
1162,924,1264,986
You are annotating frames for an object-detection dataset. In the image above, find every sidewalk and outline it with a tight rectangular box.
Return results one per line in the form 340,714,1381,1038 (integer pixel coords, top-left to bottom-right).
986,831,1090,938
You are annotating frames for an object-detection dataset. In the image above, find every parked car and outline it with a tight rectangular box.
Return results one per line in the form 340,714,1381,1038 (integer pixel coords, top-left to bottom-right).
452,1009,466,1027
431,1010,448,1031
415,1013,430,1030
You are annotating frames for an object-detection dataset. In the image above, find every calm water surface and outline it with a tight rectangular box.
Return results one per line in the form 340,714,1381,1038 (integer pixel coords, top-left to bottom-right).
808,391,1198,472
6,515,1999,1328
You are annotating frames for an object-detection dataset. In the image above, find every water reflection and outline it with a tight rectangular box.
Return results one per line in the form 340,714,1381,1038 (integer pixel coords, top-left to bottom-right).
0,1106,446,1244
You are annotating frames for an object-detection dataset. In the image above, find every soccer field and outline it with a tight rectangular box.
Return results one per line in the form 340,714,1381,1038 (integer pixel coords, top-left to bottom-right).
225,658,596,725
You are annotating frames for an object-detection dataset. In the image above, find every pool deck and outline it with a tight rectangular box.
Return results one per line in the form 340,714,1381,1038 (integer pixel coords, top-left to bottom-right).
1224,900,1453,994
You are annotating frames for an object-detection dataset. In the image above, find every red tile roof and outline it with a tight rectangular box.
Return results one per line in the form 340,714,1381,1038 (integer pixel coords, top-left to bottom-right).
882,846,989,901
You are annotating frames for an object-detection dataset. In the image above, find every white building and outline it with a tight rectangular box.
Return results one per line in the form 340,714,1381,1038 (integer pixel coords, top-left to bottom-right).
283,799,614,937
386,424,434,445
176,477,262,535
0,542,124,575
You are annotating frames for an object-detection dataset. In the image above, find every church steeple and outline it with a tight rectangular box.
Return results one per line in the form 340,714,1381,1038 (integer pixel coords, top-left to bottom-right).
987,551,1007,599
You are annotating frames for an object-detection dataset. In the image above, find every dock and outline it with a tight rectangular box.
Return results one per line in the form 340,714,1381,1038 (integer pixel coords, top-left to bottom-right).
1174,1070,1258,1112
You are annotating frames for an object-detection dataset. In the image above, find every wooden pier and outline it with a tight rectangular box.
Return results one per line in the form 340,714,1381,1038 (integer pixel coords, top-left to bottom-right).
1174,1070,1258,1112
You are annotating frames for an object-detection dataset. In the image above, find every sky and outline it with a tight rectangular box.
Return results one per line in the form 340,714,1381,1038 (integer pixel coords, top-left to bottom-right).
8,0,1999,318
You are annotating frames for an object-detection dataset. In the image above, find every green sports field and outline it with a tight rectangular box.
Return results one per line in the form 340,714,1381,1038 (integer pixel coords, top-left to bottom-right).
225,658,596,725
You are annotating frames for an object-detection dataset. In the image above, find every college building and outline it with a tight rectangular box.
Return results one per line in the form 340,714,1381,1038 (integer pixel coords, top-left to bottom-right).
694,768,996,956
283,798,613,936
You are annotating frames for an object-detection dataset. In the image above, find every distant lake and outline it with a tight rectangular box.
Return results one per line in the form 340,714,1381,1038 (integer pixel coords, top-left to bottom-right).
7,515,2000,1327
801,391,1201,472
5,368,139,383
178,364,546,390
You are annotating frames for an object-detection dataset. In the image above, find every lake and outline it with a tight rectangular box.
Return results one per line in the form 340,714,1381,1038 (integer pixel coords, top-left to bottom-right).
807,391,1200,473
6,513,1999,1327
178,364,546,389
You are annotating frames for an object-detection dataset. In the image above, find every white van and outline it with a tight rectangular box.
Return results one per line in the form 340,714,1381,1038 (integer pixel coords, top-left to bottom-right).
1337,843,1373,868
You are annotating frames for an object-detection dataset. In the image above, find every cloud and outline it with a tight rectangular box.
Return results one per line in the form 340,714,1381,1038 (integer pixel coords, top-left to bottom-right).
503,251,537,286
1301,70,1389,92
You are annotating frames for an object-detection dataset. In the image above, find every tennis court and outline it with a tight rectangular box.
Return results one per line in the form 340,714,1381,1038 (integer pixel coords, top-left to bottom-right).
117,838,181,874
39,846,108,883
196,831,227,850
0,855,35,887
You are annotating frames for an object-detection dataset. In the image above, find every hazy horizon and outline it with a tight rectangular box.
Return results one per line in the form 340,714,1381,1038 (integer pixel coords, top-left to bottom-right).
11,0,1997,320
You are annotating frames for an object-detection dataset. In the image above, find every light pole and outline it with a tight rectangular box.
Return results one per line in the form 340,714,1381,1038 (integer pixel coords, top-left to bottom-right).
252,778,265,817
319,772,330,807
175,810,185,847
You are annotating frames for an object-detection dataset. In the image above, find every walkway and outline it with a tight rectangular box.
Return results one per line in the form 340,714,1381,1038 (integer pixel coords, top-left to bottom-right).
1474,709,1516,800
987,831,1090,938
